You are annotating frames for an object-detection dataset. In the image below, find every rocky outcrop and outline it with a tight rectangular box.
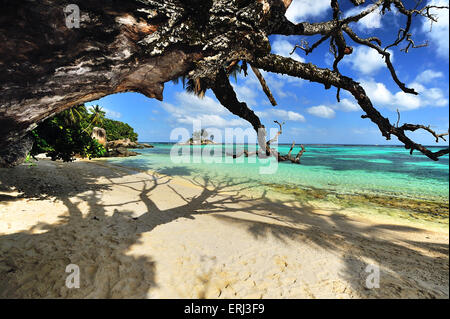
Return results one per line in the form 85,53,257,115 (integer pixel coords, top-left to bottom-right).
107,139,153,149
0,134,34,168
91,127,107,146
104,139,153,158
104,147,139,158
138,143,154,149
181,139,216,145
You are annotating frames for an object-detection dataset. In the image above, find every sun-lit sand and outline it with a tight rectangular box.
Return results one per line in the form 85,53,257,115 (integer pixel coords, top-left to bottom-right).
0,159,448,298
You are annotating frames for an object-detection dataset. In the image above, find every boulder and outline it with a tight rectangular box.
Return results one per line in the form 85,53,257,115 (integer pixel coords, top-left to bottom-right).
0,134,34,167
91,127,107,146
137,143,154,149
105,147,139,158
107,139,153,150
107,138,137,149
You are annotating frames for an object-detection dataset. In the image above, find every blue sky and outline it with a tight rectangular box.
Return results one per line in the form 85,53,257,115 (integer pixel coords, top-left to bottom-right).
87,0,449,145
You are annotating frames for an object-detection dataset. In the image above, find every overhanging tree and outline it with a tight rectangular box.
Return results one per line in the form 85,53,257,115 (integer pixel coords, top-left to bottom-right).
0,0,448,167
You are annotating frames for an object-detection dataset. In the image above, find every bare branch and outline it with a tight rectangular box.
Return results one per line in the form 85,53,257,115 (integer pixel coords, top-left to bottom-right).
211,69,263,133
250,65,277,106
268,120,284,145
401,34,428,53
398,124,449,143
295,145,306,162
291,35,331,56
343,25,417,95
252,54,449,161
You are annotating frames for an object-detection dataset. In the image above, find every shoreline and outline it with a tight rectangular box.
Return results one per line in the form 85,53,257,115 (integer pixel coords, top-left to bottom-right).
95,157,449,232
0,158,448,298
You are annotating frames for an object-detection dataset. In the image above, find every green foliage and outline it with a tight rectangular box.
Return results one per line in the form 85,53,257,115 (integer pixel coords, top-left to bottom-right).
88,105,106,127
102,118,138,142
31,108,106,162
31,104,138,162
24,153,37,167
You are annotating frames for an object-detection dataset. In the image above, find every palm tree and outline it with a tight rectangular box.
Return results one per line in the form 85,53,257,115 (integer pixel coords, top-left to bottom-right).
79,105,105,133
62,104,86,126
89,105,106,127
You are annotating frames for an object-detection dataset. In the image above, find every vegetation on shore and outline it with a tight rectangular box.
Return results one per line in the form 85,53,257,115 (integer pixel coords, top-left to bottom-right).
30,105,138,162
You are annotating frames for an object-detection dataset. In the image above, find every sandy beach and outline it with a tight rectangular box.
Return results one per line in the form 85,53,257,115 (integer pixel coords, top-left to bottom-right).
0,158,448,298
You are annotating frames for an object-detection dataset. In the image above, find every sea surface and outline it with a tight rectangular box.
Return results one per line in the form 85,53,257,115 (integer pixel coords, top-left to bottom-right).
105,144,449,221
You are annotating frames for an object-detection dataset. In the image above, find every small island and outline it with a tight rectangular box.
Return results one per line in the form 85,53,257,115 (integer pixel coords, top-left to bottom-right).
179,129,217,145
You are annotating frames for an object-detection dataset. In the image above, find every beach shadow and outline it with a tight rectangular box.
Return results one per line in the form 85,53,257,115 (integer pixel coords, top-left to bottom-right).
0,160,448,298
212,195,449,298
0,161,159,298
0,161,257,298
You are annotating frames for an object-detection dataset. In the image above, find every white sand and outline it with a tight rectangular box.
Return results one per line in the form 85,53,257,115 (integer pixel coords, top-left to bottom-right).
0,159,448,298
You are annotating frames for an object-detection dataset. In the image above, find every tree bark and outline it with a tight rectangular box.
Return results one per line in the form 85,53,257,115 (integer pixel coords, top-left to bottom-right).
0,0,448,166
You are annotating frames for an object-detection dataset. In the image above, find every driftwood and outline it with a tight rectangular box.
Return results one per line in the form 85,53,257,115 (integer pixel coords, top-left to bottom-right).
228,121,306,164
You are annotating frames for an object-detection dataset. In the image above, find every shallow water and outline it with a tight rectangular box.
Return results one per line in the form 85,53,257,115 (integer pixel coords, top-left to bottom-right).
104,144,449,223
106,144,448,198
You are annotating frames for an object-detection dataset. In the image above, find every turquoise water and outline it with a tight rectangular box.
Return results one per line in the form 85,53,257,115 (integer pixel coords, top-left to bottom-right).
105,144,449,202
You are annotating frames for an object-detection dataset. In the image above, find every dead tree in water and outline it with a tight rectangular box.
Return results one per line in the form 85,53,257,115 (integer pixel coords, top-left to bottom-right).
0,0,448,166
229,121,306,164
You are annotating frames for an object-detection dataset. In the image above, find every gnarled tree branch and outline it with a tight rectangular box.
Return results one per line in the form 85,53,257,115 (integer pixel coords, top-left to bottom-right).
252,54,449,161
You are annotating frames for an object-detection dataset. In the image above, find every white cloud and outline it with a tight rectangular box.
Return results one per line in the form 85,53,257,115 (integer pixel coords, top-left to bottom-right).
257,108,306,122
285,0,330,23
160,91,225,116
393,91,422,110
359,79,394,105
306,98,360,115
360,78,448,111
414,69,444,84
307,105,336,119
345,46,393,75
160,92,248,127
409,82,448,107
273,109,306,122
421,0,449,58
103,108,122,119
232,83,259,106
337,98,360,112
234,66,303,104
271,39,304,62
176,114,247,127
345,5,383,30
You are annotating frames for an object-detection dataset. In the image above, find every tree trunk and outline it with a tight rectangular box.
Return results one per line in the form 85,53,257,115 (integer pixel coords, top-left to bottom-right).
1,1,448,166
1,0,280,165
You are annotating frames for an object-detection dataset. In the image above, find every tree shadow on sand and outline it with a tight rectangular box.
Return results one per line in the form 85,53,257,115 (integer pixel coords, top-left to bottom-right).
0,160,260,298
0,160,448,298
212,197,449,298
